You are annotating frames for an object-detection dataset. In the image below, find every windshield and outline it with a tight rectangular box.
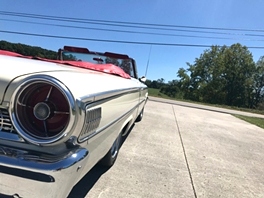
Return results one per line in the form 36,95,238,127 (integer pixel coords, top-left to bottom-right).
62,51,135,78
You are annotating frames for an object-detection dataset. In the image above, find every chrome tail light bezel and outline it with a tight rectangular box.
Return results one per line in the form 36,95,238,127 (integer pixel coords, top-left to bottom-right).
9,75,76,145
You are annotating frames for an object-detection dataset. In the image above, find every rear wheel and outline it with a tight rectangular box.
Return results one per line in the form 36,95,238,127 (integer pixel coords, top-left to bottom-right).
100,133,121,167
135,108,144,122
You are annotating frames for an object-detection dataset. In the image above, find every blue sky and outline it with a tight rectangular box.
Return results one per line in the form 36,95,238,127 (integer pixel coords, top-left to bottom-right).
1,0,264,82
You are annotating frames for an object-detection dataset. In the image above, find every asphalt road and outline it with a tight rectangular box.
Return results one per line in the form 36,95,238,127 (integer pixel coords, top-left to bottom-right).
68,99,264,198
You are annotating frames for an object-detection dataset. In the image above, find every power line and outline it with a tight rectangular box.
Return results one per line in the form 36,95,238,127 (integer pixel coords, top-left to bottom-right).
2,18,263,41
1,11,264,48
0,19,264,41
1,11,264,43
0,10,264,33
1,30,264,49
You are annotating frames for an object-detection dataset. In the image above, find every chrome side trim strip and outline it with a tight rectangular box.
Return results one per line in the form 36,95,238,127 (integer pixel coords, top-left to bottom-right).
94,87,140,101
78,99,146,142
78,87,140,108
97,99,146,134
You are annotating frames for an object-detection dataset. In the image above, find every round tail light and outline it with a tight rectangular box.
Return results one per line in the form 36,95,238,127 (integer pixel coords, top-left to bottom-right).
11,76,75,145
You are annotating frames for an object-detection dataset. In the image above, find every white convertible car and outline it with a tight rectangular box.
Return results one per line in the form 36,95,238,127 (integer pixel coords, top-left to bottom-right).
0,46,148,198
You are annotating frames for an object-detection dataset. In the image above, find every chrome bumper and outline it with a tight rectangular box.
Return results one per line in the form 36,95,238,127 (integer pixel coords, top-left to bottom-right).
0,146,89,198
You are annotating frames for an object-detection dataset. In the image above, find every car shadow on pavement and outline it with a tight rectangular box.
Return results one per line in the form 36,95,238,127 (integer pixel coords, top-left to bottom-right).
0,194,19,198
67,124,134,198
67,164,110,198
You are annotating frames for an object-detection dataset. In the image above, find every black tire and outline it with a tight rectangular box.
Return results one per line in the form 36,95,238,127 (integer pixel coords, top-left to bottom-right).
100,133,121,167
135,108,144,122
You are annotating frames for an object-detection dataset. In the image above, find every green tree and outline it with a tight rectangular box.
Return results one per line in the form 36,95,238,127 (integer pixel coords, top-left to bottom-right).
177,67,190,98
0,40,57,59
223,44,255,107
252,56,264,108
178,43,255,107
145,79,152,87
160,79,181,98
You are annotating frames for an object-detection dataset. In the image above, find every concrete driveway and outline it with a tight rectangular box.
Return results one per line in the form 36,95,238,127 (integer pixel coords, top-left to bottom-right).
68,100,264,198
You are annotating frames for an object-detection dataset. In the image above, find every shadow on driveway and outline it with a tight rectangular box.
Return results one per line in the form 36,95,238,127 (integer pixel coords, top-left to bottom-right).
67,164,110,198
68,124,134,198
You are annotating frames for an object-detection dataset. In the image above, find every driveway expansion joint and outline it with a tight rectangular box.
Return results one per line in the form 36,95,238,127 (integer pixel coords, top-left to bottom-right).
172,105,198,198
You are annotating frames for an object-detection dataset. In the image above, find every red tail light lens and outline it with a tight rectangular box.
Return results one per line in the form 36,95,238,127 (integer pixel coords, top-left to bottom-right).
11,76,75,145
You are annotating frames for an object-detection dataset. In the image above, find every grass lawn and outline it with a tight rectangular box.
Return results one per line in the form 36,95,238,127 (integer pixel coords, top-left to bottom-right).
233,115,264,129
148,88,171,99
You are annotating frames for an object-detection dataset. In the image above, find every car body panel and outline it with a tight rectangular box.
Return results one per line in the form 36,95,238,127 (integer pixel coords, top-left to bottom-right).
0,50,148,197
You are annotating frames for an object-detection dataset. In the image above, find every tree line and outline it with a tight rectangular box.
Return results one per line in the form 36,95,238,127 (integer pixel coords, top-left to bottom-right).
0,40,57,59
146,43,264,109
